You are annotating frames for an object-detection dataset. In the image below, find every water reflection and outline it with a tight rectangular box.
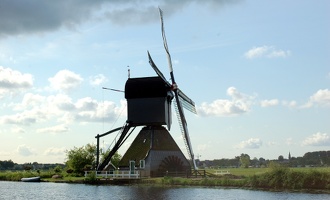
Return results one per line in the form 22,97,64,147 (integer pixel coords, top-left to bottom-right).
0,181,329,200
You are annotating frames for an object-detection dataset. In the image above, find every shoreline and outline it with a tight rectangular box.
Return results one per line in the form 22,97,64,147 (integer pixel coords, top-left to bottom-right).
1,176,329,194
1,167,329,194
42,176,330,194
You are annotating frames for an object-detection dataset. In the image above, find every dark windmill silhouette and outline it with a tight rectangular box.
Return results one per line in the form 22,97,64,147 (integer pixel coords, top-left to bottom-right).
95,8,197,177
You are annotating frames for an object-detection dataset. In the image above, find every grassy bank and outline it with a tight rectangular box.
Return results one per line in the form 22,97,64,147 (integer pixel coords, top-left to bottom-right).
142,167,330,192
247,167,330,190
0,170,51,181
0,170,84,182
1,167,329,192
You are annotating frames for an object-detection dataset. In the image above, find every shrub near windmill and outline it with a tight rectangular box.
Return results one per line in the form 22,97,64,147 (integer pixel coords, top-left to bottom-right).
95,8,197,177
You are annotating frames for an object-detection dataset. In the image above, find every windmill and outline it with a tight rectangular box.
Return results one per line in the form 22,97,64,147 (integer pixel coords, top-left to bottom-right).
95,8,197,176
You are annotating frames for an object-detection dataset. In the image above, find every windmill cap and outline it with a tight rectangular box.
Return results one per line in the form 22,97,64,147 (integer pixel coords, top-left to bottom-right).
125,76,171,99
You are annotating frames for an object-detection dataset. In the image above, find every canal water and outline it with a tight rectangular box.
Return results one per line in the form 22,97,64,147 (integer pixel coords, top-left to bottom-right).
0,181,329,200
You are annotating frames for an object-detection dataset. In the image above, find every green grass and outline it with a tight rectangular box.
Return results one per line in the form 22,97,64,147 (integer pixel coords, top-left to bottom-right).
206,167,268,177
147,167,330,191
290,167,330,173
247,166,330,190
1,167,329,192
0,170,44,181
206,167,330,177
0,170,83,182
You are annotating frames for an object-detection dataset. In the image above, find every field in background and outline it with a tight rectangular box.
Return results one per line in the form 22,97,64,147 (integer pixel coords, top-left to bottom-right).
206,167,330,177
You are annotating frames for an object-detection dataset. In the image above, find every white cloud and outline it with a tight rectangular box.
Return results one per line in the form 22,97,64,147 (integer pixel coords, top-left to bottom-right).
37,124,69,134
302,132,330,146
0,92,125,126
22,93,45,106
75,99,125,123
244,46,269,59
0,66,33,98
76,97,98,110
304,89,330,108
11,127,25,134
0,110,41,125
13,93,46,110
236,138,262,149
44,147,66,156
1,94,73,126
17,144,35,156
89,74,107,86
260,99,279,107
48,94,75,112
267,50,291,58
48,70,83,92
301,89,330,108
282,100,297,108
198,87,254,117
244,46,291,59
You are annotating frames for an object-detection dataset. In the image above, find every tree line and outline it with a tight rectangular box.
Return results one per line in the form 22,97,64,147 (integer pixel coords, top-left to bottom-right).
1,147,329,173
0,143,120,176
198,150,330,168
0,160,65,171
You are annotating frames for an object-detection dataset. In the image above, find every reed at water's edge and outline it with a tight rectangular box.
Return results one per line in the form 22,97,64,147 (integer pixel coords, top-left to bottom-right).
0,170,82,182
247,166,330,190
1,166,329,193
142,166,330,192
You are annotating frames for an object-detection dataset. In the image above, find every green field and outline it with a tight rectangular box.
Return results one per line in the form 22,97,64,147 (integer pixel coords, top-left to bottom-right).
206,167,330,177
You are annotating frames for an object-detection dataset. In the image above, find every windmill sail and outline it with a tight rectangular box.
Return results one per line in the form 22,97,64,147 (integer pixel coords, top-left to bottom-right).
159,8,173,74
148,52,196,115
158,8,198,170
148,51,171,88
178,89,197,114
174,100,197,169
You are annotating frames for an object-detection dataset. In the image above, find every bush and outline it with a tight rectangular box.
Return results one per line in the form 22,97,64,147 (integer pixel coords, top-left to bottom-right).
302,170,329,189
248,166,330,190
54,165,62,173
85,171,97,184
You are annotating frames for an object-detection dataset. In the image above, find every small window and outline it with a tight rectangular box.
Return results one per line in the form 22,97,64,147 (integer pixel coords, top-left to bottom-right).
129,160,135,174
140,160,145,169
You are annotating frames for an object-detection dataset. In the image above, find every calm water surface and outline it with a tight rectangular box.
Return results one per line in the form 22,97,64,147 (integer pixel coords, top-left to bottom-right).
0,181,329,200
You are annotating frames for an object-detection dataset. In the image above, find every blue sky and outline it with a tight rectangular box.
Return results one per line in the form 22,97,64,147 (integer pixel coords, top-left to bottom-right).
0,0,329,164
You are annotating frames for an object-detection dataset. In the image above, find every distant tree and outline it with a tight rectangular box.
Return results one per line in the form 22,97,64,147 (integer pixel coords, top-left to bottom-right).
292,156,305,167
0,160,15,169
54,165,62,173
23,164,32,171
250,157,258,167
231,156,240,167
13,164,23,170
259,157,266,166
65,143,122,175
65,143,96,175
303,151,329,166
240,154,250,168
278,155,284,161
100,148,122,168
